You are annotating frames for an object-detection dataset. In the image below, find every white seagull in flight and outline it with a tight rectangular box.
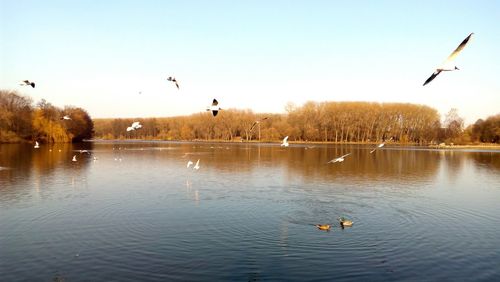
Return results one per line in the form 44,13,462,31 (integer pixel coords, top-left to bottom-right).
328,153,351,163
187,160,194,168
206,99,222,117
370,143,385,153
193,159,200,170
72,155,77,162
250,117,269,132
423,33,474,86
61,115,71,120
281,136,289,147
126,121,142,132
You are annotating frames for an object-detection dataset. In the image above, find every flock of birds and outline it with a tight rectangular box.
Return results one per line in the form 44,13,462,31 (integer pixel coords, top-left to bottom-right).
27,32,475,232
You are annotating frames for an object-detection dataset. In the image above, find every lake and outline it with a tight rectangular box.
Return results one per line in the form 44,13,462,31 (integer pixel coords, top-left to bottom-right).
1,141,499,281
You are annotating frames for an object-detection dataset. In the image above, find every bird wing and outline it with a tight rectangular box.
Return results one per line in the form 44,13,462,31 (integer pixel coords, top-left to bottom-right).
187,161,193,168
127,127,134,132
212,99,218,106
250,121,258,132
31,82,35,88
444,33,473,64
175,81,179,89
423,70,441,86
23,80,30,84
283,136,289,143
341,153,351,158
131,121,140,128
212,110,219,117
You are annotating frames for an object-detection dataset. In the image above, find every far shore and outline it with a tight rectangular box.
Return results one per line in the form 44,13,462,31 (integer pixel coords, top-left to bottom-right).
2,139,499,150
84,139,500,150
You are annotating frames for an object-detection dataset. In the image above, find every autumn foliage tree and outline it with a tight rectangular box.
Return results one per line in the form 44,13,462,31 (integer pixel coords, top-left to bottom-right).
93,101,449,144
0,90,94,143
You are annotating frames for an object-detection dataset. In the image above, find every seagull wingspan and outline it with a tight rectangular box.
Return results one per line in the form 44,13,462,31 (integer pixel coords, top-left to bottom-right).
423,70,441,86
445,33,473,64
250,121,258,132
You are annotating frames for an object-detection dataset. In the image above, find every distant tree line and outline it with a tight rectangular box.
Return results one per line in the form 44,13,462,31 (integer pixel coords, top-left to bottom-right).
93,101,498,145
467,114,500,143
0,90,94,143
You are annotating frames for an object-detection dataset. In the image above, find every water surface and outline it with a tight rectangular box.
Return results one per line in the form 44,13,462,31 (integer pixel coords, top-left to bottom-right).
1,142,499,281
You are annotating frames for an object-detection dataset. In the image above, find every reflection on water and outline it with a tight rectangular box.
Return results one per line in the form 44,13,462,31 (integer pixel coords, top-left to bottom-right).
1,142,499,281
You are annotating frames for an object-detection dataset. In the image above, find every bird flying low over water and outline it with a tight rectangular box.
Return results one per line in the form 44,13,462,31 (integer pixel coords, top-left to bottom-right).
423,33,474,86
72,155,77,162
61,115,71,120
328,153,351,163
370,143,385,153
126,121,142,132
207,99,222,117
281,136,289,147
193,159,200,170
250,117,269,132
187,160,194,168
20,80,35,88
167,76,179,89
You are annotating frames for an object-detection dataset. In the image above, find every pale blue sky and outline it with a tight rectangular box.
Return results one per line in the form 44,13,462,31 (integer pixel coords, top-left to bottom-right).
1,1,499,123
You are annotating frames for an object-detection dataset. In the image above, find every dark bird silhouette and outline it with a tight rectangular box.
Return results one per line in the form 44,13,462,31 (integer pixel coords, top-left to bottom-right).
20,80,35,88
167,76,179,89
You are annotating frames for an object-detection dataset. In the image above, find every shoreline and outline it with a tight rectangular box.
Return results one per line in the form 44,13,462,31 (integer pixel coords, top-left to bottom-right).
84,139,500,150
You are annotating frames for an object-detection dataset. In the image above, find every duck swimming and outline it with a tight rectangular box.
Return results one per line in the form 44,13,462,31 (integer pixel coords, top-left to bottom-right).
338,217,353,228
315,224,331,231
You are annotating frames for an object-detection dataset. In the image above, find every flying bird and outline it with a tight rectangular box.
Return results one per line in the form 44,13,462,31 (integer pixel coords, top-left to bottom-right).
370,143,385,153
167,76,179,89
193,159,200,170
423,33,474,86
20,80,35,88
187,160,194,168
250,117,269,132
34,141,40,149
281,136,289,147
72,155,77,162
206,99,222,117
126,121,142,132
328,153,351,163
61,115,71,120
370,138,392,153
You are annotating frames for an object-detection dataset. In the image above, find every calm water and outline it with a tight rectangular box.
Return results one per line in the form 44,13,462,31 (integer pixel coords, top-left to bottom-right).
1,142,499,281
